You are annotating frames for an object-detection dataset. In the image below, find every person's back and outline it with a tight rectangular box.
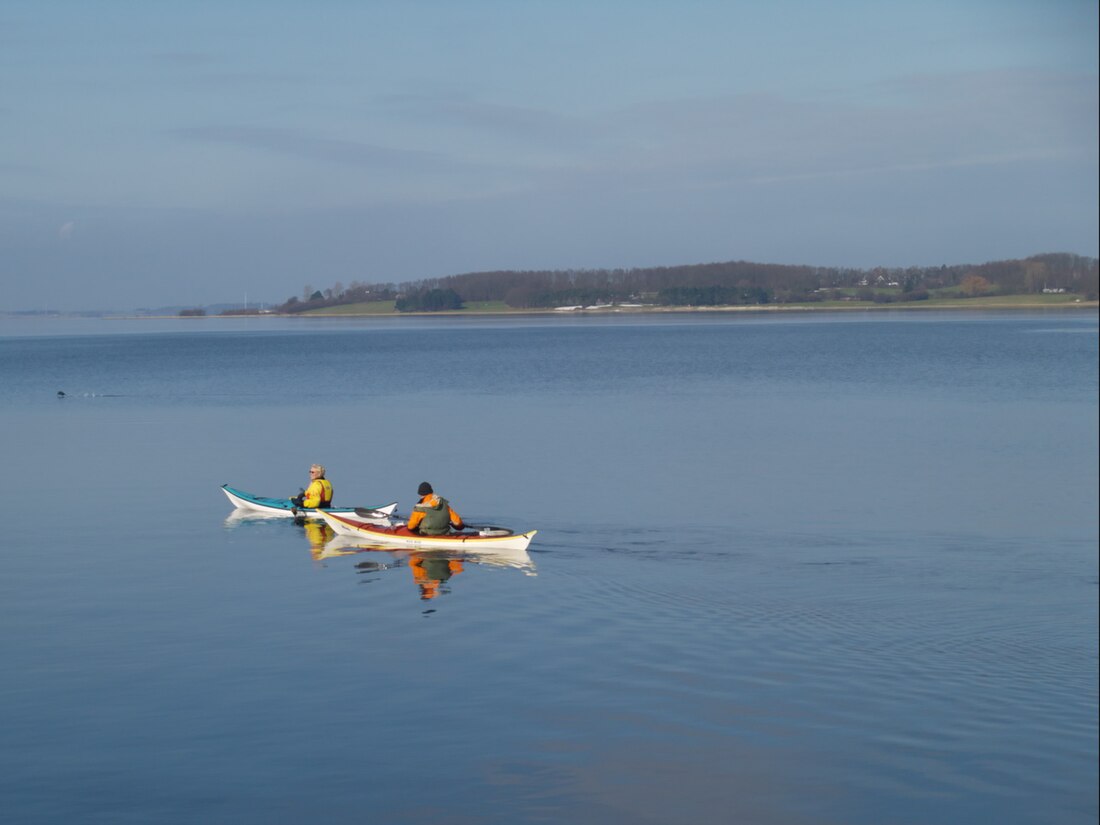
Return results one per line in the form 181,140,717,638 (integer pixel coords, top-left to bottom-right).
407,481,463,535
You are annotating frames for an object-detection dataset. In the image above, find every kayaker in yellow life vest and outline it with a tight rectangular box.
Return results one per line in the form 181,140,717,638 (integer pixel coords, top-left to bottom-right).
405,482,464,535
292,464,333,509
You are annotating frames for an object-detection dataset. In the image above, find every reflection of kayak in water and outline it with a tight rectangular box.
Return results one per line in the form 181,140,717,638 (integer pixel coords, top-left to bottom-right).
320,533,537,575
316,510,537,552
221,484,397,521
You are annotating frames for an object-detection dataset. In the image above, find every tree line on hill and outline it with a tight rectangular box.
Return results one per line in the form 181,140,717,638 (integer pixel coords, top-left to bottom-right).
270,253,1098,314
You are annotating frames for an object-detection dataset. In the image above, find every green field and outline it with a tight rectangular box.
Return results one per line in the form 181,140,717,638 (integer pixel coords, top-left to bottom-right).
922,292,1092,307
801,293,1090,310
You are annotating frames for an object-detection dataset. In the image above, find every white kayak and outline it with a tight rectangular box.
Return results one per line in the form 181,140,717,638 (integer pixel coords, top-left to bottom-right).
319,534,537,574
316,510,537,552
221,484,396,522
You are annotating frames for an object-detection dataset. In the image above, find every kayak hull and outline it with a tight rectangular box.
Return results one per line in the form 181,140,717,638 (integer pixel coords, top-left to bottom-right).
320,534,537,574
221,484,396,522
317,510,536,552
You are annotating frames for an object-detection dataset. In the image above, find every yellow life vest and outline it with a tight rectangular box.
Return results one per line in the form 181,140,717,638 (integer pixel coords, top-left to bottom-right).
302,478,333,508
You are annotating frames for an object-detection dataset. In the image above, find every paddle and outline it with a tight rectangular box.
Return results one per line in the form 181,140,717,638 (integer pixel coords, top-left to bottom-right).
291,489,306,520
352,508,512,536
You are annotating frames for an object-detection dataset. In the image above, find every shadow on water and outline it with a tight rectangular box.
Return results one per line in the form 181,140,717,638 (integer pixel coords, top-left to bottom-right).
224,509,537,608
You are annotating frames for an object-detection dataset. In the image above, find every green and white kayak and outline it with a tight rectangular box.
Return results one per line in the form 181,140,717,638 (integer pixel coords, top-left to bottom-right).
221,484,397,521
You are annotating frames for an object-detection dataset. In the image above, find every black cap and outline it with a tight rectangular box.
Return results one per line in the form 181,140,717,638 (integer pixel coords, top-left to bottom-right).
417,482,433,496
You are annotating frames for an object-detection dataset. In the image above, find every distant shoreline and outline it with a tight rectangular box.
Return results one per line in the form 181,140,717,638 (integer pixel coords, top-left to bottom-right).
239,296,1100,319
398,299,1099,315
5,296,1097,321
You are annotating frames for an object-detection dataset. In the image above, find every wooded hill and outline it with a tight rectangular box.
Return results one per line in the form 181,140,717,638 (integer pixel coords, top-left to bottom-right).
275,252,1098,313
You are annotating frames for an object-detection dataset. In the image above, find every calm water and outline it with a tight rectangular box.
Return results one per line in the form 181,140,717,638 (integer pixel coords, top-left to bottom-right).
1,311,1097,824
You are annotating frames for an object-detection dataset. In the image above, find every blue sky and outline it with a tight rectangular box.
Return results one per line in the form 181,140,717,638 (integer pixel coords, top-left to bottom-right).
2,0,1097,311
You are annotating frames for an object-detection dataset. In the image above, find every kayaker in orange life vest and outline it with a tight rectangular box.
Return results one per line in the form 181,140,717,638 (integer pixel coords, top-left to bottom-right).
292,464,333,509
402,482,464,535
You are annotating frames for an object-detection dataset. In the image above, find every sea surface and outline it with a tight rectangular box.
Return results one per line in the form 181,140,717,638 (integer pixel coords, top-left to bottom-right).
1,310,1097,825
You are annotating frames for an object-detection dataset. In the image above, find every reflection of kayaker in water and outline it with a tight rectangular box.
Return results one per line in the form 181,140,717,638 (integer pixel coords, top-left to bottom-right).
303,521,335,557
409,555,464,600
397,482,464,536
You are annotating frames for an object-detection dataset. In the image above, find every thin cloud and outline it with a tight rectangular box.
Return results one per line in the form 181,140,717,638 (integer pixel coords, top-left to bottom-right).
545,67,1098,193
377,92,593,145
170,124,474,173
